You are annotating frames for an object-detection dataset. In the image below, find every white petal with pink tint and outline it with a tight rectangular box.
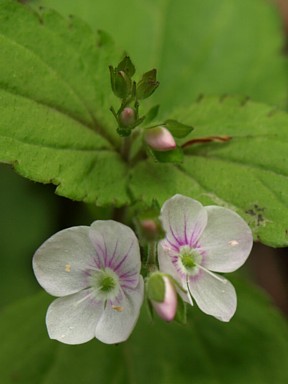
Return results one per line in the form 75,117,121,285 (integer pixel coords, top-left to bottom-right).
187,269,237,322
160,195,207,250
199,206,253,272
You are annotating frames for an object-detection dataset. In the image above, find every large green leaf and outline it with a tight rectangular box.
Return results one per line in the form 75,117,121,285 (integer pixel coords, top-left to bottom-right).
1,280,287,383
35,0,287,109
130,96,288,247
1,1,288,246
0,0,129,206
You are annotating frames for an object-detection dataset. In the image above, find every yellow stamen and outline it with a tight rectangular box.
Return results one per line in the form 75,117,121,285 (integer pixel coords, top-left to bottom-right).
228,240,239,247
112,305,124,312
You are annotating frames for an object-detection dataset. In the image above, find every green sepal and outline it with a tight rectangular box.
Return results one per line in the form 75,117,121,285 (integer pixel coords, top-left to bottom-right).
174,293,187,325
144,105,160,125
146,296,155,321
147,273,165,302
117,56,136,77
116,126,132,137
164,119,194,138
149,146,184,163
137,69,159,99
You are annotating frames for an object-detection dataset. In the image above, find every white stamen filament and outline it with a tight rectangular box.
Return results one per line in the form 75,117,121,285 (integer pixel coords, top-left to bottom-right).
74,290,96,306
186,276,194,306
197,264,227,283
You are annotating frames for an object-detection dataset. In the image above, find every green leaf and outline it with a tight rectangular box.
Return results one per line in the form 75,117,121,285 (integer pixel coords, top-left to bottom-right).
1,280,288,383
34,0,287,108
130,96,288,247
143,105,160,125
0,0,129,206
164,119,194,138
148,146,184,164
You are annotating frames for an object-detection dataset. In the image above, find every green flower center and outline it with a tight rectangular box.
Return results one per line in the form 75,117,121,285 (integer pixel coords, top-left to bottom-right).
179,246,202,274
99,275,116,292
181,253,196,270
89,268,120,300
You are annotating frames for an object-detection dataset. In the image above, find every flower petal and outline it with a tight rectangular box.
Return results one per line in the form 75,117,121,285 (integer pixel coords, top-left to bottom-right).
199,206,253,272
89,220,141,286
33,226,95,297
158,241,180,281
95,277,144,344
188,270,237,321
46,290,103,345
160,195,207,249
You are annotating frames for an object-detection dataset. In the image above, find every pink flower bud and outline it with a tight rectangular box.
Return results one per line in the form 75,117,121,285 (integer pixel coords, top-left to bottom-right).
141,219,158,235
152,276,177,322
144,126,176,151
119,107,136,127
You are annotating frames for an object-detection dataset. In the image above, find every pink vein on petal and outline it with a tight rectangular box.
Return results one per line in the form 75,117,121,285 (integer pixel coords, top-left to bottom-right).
166,238,179,252
113,241,134,273
169,220,183,246
183,212,188,244
108,240,118,268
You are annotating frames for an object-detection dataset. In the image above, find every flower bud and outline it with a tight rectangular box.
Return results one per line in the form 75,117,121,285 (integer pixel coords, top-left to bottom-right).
109,67,132,99
136,69,159,100
140,219,158,235
150,276,177,322
144,126,177,151
119,107,136,127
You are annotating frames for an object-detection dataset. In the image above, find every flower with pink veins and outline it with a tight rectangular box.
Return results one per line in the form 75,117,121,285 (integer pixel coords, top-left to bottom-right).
33,220,144,345
158,195,253,322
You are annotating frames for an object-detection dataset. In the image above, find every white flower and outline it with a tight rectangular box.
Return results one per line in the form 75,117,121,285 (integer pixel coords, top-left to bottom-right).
33,220,144,345
158,195,253,321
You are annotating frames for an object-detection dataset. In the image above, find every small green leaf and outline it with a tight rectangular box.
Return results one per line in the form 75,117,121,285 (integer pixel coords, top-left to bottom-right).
164,119,194,138
144,105,160,125
149,146,184,164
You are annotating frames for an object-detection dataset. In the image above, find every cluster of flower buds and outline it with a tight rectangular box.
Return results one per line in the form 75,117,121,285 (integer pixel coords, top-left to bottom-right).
109,56,159,137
